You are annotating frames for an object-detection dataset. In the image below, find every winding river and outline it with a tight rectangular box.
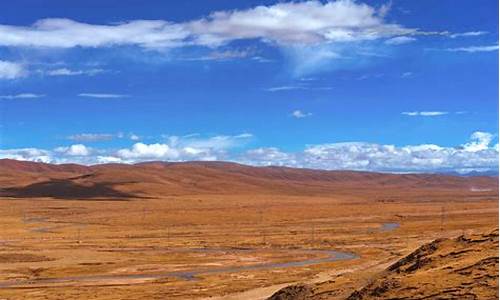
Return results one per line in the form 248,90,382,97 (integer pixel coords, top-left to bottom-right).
0,221,400,288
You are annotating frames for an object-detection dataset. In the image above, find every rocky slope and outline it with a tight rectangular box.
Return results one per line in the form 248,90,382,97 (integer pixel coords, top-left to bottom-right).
268,230,499,300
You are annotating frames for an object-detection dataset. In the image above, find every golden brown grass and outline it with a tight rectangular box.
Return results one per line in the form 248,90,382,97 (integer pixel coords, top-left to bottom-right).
0,160,497,299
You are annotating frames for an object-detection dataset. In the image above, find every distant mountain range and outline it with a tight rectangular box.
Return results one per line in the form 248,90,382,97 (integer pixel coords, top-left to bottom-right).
0,159,497,200
441,170,499,177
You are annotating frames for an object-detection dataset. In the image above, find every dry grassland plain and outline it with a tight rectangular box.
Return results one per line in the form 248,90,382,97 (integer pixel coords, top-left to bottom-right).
0,162,497,299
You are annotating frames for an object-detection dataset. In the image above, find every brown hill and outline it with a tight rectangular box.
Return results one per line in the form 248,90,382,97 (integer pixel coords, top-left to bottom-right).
268,230,499,300
346,229,499,300
0,159,497,199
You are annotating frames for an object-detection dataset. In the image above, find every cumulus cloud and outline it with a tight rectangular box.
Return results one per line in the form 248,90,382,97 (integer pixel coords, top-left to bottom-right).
54,144,91,156
0,60,26,79
1,132,497,173
117,143,179,160
0,93,45,99
291,110,312,118
78,93,129,98
0,148,52,163
237,131,498,173
129,133,140,141
402,111,448,116
239,147,296,166
462,131,495,152
113,133,253,162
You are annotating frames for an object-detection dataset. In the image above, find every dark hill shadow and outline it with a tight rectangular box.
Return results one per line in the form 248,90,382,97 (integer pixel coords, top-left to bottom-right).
0,179,140,200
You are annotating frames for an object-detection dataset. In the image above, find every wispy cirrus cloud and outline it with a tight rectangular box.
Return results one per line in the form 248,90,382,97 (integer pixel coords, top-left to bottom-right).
449,31,488,38
444,44,499,53
78,93,129,99
45,68,106,76
67,132,141,142
385,36,416,45
0,93,45,99
182,48,258,61
402,111,448,117
266,86,308,92
265,85,333,92
67,133,116,142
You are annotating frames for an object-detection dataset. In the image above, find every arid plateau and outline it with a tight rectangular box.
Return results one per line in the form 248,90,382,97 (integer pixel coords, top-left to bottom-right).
0,159,497,299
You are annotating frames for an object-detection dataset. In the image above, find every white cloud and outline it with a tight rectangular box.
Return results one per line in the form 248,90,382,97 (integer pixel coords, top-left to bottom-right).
445,44,498,53
0,60,26,79
67,133,115,142
67,132,142,142
238,132,498,173
402,111,448,117
266,86,308,92
96,156,123,164
54,144,91,156
0,148,52,163
450,31,487,38
114,133,252,162
187,0,414,47
129,133,140,141
357,73,384,80
239,147,295,166
1,131,497,173
0,1,451,76
462,131,495,152
385,36,416,45
0,19,188,49
184,49,255,61
0,1,421,50
166,133,253,151
291,110,312,118
78,93,129,98
46,68,105,76
0,93,45,99
117,143,179,160
266,85,333,92
401,72,413,78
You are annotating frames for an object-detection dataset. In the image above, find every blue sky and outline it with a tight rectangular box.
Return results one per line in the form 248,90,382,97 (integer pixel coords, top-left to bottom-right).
0,0,498,173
